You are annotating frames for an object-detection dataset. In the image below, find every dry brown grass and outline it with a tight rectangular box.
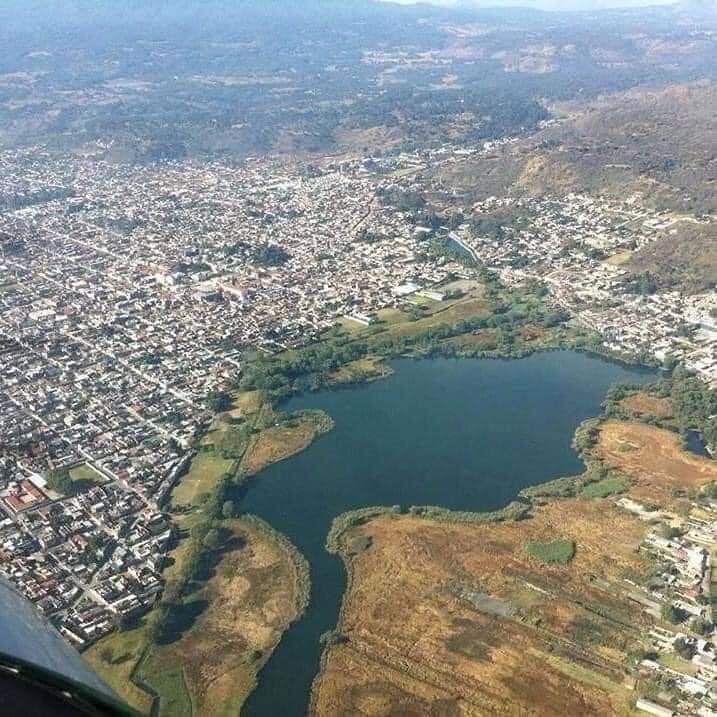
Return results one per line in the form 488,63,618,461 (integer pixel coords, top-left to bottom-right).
314,496,649,717
619,393,673,420
384,297,491,340
240,422,317,476
334,125,405,157
314,418,717,716
330,356,393,386
598,420,717,490
146,517,304,716
444,329,499,350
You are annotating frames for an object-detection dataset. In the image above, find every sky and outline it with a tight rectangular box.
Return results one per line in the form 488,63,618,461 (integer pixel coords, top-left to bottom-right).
377,0,678,9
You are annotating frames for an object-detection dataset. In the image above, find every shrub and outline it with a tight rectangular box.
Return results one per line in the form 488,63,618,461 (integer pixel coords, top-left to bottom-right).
673,636,696,660
46,469,73,495
661,603,686,625
691,616,712,636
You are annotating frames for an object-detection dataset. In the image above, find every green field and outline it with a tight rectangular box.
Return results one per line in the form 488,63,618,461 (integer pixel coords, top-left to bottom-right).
170,452,235,509
69,463,105,486
83,623,154,714
526,539,576,565
581,476,631,499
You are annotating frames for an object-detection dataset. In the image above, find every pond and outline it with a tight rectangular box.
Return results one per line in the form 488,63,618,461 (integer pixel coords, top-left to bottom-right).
240,351,655,716
686,429,711,458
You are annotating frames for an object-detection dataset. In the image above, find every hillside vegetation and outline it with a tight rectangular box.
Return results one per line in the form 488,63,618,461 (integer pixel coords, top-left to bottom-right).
437,81,717,292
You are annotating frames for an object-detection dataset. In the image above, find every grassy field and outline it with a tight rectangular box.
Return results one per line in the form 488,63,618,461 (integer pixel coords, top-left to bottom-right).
240,410,333,477
85,387,318,716
620,393,673,420
201,390,262,449
384,296,491,338
596,420,717,510
85,513,307,717
84,626,155,714
315,495,647,716
334,285,489,344
581,476,631,499
313,407,717,715
69,463,105,486
139,516,307,716
170,452,235,508
526,538,576,564
330,356,393,386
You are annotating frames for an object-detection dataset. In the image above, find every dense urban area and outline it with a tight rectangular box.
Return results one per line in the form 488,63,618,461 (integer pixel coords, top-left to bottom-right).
1,1,716,716
0,132,715,687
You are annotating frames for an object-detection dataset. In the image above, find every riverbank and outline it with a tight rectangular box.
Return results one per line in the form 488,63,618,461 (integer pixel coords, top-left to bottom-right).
83,394,329,716
86,275,683,714
238,351,655,716
85,513,310,716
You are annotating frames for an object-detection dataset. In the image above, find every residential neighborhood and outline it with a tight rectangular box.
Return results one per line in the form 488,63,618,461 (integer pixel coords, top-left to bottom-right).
0,138,715,658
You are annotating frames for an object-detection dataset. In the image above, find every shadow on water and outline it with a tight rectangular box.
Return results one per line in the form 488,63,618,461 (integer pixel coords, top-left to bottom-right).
239,352,656,716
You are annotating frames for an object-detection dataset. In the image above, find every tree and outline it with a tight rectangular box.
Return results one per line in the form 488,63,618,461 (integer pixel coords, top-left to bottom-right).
114,612,137,633
662,354,678,372
662,603,686,625
190,519,212,543
221,500,236,519
207,390,232,413
659,523,683,540
145,605,169,644
690,617,712,636
252,243,290,266
203,528,224,550
673,636,697,660
629,271,657,296
46,469,73,495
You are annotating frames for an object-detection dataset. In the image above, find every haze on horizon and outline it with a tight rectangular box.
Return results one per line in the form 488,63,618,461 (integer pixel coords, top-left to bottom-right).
378,0,686,10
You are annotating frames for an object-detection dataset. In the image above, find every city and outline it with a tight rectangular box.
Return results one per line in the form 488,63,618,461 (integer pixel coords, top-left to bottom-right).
1,136,716,712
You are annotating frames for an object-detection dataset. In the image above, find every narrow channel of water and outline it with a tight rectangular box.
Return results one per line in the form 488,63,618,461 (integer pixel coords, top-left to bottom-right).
240,352,655,716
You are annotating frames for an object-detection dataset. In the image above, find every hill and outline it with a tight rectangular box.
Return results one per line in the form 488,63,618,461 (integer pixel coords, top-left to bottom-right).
436,81,717,291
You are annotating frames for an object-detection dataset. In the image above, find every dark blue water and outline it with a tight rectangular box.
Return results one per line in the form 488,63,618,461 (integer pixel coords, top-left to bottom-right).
241,352,654,716
686,430,710,458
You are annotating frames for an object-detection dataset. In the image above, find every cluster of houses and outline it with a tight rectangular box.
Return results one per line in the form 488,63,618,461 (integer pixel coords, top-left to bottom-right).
0,146,464,648
618,496,717,715
443,193,717,386
0,461,168,648
0,138,715,665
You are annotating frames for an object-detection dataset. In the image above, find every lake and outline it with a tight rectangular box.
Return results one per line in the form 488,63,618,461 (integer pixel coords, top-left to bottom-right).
240,351,654,716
